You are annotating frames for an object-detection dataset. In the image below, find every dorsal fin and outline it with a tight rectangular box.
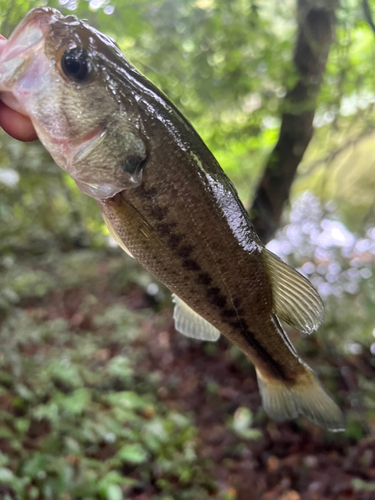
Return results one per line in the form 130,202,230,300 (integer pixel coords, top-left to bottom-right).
172,294,220,342
263,249,324,334
102,213,134,258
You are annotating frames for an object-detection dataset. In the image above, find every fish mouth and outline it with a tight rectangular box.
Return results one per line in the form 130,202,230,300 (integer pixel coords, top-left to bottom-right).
0,8,61,113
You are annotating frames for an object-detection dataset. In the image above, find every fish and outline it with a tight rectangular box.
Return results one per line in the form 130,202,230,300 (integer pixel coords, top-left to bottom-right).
0,7,345,431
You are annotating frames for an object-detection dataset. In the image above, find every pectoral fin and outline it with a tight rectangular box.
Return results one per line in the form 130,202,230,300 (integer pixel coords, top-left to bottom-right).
263,249,324,334
172,294,220,342
102,213,134,258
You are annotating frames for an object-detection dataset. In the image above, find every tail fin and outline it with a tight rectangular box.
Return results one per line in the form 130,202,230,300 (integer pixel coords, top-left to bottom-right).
256,364,345,432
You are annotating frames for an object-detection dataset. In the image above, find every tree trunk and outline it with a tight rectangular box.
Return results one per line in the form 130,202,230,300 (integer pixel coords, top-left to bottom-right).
250,0,338,244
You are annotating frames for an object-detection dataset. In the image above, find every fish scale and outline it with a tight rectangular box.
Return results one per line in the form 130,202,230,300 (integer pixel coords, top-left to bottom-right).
96,146,304,383
0,7,345,431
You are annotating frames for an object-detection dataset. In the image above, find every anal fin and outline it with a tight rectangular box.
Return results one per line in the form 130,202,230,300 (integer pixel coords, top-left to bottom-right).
172,294,220,342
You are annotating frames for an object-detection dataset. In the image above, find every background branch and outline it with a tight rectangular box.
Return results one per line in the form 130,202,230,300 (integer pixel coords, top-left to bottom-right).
250,0,338,243
362,0,375,34
300,127,375,177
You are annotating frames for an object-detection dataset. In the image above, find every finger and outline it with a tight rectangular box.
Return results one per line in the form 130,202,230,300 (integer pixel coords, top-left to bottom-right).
0,35,38,142
0,35,6,52
0,101,38,142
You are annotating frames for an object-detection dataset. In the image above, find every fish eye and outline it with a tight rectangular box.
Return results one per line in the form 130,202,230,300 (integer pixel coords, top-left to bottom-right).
61,47,91,82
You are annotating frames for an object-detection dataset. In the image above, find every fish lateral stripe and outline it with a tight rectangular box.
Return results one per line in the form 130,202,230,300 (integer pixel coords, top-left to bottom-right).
0,8,343,431
228,319,293,383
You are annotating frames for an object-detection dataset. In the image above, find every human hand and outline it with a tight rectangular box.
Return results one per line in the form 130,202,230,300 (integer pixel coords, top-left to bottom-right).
0,35,38,142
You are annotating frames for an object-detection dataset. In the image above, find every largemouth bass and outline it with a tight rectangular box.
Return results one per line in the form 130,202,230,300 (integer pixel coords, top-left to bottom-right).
0,8,344,431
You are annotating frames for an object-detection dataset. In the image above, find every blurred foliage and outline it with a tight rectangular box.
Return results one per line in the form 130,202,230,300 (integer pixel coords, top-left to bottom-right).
0,251,217,499
268,193,375,430
2,0,375,219
1,0,375,498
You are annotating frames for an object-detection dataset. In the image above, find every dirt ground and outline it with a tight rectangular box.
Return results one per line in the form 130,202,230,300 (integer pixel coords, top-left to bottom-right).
1,257,375,500
120,280,375,500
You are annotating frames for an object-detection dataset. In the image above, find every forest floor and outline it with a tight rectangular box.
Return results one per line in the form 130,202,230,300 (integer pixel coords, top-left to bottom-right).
0,250,375,500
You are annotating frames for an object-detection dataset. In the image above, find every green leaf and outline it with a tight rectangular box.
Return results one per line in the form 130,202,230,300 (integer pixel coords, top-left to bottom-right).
0,426,14,439
22,454,50,479
0,467,14,482
107,391,148,410
14,417,29,434
0,452,9,467
228,407,262,441
105,484,123,500
352,478,375,492
60,388,91,415
116,444,148,464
